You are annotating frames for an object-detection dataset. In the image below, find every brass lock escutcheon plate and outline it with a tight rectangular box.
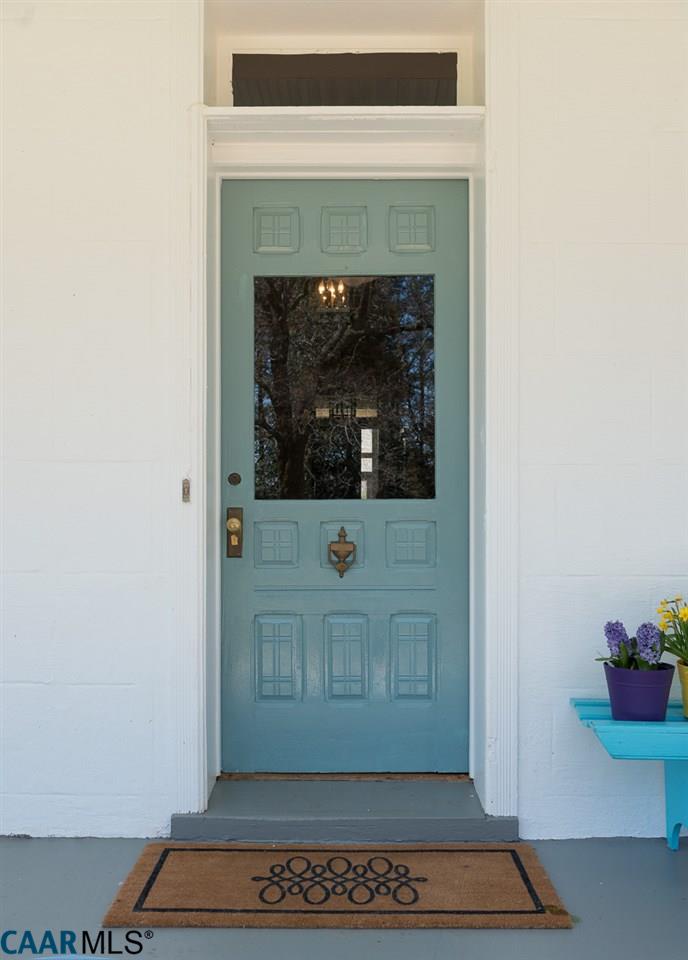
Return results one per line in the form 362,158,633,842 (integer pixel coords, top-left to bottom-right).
226,507,243,557
328,526,356,578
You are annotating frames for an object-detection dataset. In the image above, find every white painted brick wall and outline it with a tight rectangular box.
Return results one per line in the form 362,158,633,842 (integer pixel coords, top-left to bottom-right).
506,0,688,838
0,0,203,837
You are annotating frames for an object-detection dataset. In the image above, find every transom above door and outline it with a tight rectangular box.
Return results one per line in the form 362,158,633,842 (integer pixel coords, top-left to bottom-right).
221,180,469,772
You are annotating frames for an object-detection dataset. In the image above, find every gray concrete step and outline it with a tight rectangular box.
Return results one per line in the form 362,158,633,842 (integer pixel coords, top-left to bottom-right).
171,780,519,842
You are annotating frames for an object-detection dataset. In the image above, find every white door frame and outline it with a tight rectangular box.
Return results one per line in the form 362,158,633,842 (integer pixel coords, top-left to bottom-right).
185,104,518,818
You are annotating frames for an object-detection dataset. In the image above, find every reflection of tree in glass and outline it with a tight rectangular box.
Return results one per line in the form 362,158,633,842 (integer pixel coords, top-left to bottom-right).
254,275,435,500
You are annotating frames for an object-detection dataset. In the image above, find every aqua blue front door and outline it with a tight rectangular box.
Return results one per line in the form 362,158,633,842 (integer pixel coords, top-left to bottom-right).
221,180,469,772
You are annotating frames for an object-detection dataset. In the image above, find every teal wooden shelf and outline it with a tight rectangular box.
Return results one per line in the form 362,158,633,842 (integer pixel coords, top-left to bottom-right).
571,698,688,851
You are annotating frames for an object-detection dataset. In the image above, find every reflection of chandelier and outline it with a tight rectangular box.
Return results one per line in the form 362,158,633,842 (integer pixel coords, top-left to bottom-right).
316,277,347,311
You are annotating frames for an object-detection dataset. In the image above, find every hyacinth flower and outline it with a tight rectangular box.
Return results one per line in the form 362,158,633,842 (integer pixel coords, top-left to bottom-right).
598,620,664,670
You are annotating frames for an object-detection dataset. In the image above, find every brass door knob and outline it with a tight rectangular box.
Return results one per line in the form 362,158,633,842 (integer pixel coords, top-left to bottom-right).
226,508,243,557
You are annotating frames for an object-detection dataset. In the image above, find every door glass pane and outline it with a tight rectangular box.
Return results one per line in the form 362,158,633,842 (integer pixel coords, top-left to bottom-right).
255,275,435,500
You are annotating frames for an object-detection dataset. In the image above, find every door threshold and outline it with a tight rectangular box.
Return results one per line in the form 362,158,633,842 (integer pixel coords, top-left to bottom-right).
218,772,470,782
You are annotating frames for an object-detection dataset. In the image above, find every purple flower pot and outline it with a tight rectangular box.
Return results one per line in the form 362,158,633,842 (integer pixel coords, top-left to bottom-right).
604,661,675,721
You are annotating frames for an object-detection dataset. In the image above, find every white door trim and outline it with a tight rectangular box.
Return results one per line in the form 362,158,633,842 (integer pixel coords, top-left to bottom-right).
482,0,520,818
189,103,518,817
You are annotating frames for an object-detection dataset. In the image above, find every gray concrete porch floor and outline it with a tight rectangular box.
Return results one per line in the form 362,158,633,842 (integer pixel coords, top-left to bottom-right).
171,779,518,841
1,836,685,960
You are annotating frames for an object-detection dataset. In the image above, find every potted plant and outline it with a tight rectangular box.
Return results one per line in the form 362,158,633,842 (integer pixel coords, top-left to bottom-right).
658,597,688,718
599,620,674,721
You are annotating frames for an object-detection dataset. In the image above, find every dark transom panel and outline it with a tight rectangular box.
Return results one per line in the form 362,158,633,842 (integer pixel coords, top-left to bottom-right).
232,53,457,107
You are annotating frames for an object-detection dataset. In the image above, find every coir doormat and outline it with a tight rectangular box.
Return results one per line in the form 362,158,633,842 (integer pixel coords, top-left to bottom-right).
104,842,571,929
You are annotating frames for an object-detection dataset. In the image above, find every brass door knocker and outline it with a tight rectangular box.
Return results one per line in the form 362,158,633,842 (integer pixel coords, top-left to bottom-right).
328,526,356,578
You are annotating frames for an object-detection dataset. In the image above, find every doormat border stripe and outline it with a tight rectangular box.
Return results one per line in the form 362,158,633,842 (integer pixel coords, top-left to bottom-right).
132,847,546,916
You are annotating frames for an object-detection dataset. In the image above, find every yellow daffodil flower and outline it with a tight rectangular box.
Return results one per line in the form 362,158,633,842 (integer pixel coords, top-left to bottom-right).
679,607,688,623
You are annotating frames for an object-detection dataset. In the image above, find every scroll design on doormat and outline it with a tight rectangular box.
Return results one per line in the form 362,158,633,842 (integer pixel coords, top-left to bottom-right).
251,855,428,906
